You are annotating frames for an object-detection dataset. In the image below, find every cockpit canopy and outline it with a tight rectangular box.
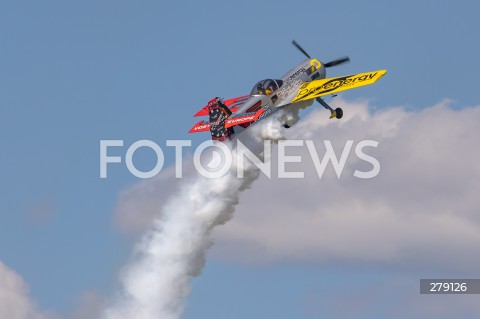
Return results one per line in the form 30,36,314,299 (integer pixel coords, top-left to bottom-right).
250,79,283,96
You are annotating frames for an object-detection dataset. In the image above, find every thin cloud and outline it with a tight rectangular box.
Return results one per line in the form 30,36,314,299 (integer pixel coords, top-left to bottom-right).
212,98,480,273
25,200,56,226
0,260,50,319
114,98,480,274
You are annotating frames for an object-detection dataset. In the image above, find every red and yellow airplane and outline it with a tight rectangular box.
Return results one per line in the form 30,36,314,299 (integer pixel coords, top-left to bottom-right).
190,41,387,141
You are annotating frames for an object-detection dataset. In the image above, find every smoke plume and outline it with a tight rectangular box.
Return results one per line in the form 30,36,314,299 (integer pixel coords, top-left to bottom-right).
103,116,285,319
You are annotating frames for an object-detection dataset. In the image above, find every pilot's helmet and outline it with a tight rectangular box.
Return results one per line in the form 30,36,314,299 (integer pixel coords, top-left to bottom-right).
264,82,273,95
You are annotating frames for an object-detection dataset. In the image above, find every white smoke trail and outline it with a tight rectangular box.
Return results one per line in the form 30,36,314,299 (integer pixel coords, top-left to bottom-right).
103,116,287,319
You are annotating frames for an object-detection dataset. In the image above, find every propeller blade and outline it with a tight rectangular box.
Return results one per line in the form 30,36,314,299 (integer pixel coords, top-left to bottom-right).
324,56,350,68
292,40,311,59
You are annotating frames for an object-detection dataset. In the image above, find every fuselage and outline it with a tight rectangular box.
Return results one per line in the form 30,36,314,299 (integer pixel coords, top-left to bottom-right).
232,58,327,136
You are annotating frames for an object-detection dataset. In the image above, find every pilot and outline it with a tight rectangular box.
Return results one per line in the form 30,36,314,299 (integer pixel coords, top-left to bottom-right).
256,83,264,95
265,85,274,95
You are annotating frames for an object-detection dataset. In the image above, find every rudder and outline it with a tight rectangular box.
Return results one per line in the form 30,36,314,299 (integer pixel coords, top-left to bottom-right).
207,97,234,141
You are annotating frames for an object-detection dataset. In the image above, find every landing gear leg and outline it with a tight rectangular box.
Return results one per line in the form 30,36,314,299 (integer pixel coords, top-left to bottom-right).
316,98,343,119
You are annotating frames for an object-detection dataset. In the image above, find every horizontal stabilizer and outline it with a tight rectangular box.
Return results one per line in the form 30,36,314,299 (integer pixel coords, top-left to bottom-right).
189,120,210,133
194,95,250,117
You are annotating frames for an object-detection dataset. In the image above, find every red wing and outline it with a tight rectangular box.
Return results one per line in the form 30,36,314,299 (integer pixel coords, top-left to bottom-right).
194,95,250,117
225,108,264,128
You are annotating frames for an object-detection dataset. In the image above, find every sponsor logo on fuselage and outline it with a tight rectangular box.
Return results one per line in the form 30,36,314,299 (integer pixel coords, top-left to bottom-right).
277,66,308,100
284,68,306,83
278,78,302,99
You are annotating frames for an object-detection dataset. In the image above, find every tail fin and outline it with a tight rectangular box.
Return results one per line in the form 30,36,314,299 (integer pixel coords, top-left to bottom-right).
207,97,234,141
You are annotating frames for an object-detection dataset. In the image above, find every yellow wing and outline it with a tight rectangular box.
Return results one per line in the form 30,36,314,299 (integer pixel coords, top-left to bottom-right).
291,69,387,103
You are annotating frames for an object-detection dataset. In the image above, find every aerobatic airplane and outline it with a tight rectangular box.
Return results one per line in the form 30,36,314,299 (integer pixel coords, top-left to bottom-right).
189,41,387,141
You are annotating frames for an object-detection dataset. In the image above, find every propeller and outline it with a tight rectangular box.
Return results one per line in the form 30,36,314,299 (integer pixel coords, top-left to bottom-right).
324,56,350,67
292,40,310,59
291,40,350,67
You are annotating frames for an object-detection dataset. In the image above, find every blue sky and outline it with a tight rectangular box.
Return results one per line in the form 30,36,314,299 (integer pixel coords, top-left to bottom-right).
1,1,480,318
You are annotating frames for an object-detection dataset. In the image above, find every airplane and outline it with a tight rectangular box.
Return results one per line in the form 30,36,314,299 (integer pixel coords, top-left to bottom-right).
189,41,387,141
